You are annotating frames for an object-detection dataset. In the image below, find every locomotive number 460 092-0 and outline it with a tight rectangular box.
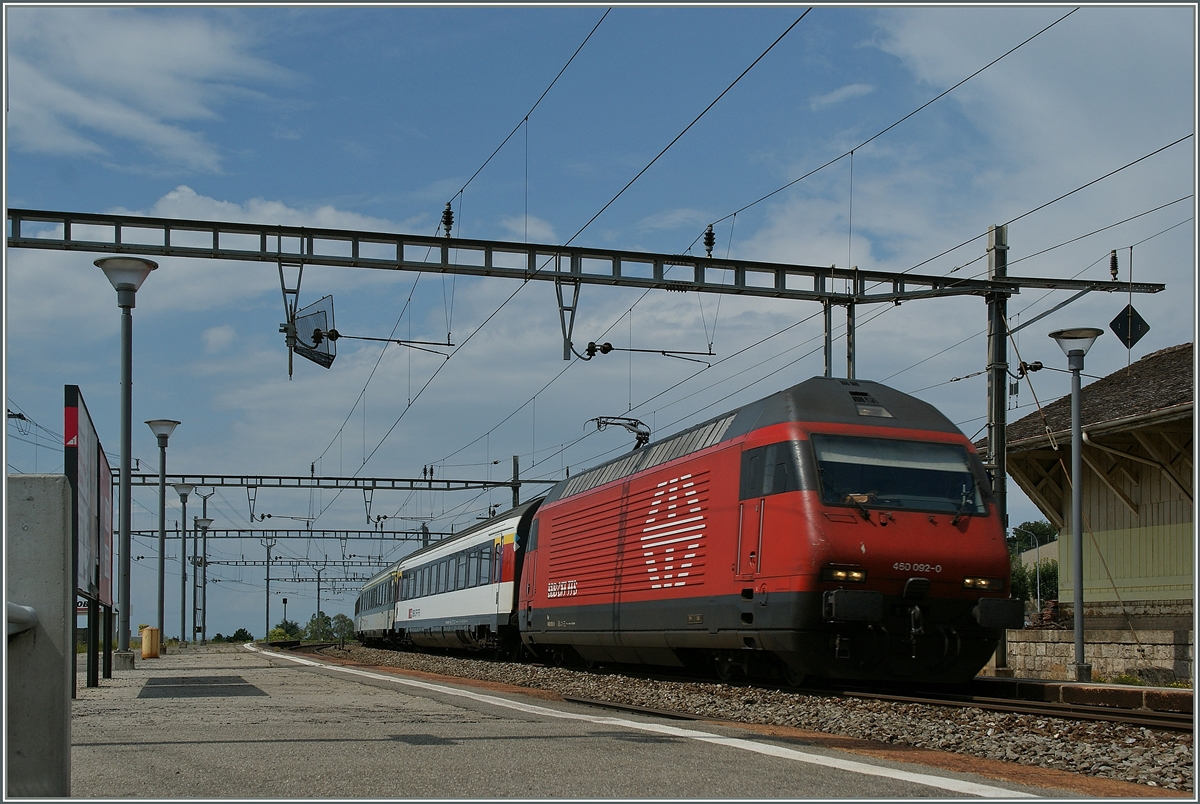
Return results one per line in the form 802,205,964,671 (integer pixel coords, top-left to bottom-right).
893,562,942,573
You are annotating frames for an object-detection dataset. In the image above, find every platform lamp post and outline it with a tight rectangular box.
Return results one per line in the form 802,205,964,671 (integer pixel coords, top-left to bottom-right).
97,257,158,669
195,518,213,645
146,419,179,644
172,484,194,647
1049,327,1103,683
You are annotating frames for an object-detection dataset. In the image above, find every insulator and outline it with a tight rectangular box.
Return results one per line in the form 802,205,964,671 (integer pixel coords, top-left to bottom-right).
311,328,324,345
586,342,597,358
441,202,454,238
703,224,715,258
599,342,613,354
1109,250,1118,281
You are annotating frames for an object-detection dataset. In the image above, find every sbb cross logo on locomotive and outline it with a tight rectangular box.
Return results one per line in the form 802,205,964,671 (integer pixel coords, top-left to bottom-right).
547,579,578,598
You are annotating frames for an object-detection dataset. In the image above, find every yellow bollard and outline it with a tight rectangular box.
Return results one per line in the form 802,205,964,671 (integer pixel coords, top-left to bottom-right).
140,626,160,659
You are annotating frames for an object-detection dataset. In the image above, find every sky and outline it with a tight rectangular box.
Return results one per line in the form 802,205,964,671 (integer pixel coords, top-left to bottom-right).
4,5,1196,640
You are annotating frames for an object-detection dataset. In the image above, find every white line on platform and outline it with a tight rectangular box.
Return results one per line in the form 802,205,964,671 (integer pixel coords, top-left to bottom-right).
245,643,1035,798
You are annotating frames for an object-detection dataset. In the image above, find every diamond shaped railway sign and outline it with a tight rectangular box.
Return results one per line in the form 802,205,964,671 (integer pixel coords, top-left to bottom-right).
1110,304,1150,350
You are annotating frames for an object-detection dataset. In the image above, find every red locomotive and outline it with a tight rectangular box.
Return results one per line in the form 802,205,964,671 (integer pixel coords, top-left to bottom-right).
516,376,1023,684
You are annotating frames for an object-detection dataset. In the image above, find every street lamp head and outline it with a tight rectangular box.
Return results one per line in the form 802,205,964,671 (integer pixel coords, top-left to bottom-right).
172,483,195,499
1049,327,1103,357
195,517,214,531
96,257,157,308
146,419,180,441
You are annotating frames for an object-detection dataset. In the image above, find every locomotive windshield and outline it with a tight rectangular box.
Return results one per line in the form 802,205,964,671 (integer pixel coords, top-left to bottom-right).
811,434,986,516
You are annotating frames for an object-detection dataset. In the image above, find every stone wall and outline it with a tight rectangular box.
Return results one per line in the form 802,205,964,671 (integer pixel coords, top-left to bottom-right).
991,628,1193,683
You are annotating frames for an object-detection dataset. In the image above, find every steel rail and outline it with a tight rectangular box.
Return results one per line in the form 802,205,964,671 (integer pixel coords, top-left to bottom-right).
825,688,1193,732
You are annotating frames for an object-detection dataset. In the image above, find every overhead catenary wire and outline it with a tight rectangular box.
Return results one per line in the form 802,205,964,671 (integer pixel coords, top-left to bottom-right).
395,8,1088,503
448,8,611,207
314,10,815,517
313,12,1177,541
688,7,1081,252
896,134,1193,280
880,205,1194,387
311,10,610,475
562,9,810,248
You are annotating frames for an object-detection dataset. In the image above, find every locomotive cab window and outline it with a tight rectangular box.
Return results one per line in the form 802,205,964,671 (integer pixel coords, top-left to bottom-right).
740,441,802,499
811,434,985,516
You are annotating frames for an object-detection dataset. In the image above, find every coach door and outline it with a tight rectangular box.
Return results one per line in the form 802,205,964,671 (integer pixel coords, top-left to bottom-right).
737,449,766,579
737,442,801,579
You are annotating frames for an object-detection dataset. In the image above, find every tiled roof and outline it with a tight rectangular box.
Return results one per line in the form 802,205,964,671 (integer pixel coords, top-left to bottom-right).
978,342,1193,450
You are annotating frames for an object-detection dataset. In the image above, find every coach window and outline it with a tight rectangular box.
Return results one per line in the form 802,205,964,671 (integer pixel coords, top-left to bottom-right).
740,442,801,499
468,551,479,587
480,548,492,585
456,554,467,589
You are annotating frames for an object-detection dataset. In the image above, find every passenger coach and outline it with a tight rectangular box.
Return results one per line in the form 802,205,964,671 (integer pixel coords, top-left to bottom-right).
356,499,540,655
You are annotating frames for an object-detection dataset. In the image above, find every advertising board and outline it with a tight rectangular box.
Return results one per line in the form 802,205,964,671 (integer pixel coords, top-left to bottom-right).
64,385,109,600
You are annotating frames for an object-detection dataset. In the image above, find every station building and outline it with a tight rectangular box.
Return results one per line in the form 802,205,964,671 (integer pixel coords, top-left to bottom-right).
994,342,1193,681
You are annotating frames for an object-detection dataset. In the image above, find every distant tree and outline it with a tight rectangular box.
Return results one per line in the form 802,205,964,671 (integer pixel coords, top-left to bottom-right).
1033,559,1059,602
267,627,291,643
274,618,303,639
228,627,254,642
304,612,333,641
1008,520,1058,556
1010,558,1060,616
1010,561,1031,602
212,633,225,643
331,613,355,647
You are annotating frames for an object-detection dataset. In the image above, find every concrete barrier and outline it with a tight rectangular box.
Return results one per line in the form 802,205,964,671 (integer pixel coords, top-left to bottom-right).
6,474,73,797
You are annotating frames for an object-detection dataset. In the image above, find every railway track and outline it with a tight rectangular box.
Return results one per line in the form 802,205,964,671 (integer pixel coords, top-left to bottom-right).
563,687,1192,732
813,688,1194,733
302,642,1193,732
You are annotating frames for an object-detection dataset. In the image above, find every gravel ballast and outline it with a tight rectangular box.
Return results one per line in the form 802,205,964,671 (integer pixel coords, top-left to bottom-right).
318,644,1193,792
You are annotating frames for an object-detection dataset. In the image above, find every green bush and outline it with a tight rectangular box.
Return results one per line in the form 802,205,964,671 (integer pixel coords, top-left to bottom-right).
274,619,303,639
1010,559,1058,603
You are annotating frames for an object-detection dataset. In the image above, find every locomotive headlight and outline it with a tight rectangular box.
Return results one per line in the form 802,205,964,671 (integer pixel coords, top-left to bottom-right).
820,566,867,583
963,576,1004,591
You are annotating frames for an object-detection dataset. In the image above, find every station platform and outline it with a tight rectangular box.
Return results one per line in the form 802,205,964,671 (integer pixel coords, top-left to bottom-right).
67,643,1185,799
971,674,1193,713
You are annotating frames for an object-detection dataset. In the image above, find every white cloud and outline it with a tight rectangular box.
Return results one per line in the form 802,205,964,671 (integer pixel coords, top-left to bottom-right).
203,325,238,353
498,215,558,243
635,208,709,233
808,83,874,111
6,7,290,173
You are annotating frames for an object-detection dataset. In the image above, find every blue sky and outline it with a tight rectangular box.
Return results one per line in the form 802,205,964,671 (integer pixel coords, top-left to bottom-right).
4,5,1196,639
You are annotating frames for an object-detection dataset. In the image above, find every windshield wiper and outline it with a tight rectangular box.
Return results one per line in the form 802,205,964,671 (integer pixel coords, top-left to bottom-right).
950,487,976,526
